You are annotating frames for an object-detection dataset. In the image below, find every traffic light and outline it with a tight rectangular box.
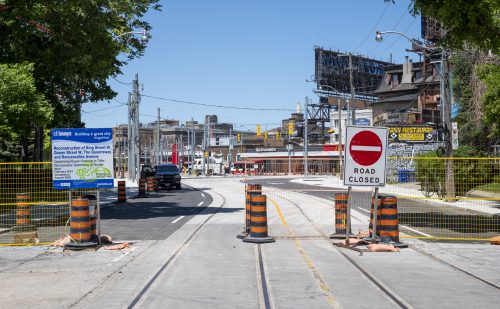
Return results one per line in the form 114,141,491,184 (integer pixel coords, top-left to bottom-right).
264,131,268,140
237,132,241,143
256,124,261,137
276,130,281,140
288,122,294,136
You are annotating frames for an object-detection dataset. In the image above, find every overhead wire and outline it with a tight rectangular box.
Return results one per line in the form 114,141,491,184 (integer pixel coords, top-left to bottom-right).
141,94,295,111
373,18,417,57
353,2,390,51
367,6,409,54
112,77,133,85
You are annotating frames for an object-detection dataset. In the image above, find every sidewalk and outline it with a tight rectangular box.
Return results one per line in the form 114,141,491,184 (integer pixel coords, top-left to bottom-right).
1,177,499,308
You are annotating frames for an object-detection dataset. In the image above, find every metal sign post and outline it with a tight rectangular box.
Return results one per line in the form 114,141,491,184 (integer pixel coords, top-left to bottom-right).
370,187,381,243
342,125,388,247
344,186,352,246
96,190,101,246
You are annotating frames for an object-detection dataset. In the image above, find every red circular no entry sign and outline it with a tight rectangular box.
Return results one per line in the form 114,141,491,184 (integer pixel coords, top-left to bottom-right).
349,131,383,166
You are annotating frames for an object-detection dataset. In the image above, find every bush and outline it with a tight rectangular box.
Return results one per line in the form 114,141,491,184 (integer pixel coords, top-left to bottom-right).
415,146,494,196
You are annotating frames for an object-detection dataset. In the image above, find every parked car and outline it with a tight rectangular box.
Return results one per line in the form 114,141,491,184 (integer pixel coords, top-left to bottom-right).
154,164,181,189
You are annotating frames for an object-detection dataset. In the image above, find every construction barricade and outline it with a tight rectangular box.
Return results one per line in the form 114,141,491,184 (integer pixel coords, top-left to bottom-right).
379,196,406,248
117,180,126,202
243,194,275,244
65,198,97,250
238,183,262,239
330,192,353,239
147,176,155,192
11,193,37,243
82,195,97,242
138,178,147,197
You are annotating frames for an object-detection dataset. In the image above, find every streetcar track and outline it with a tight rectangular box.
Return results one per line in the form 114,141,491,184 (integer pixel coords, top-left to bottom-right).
257,244,272,309
270,188,500,305
269,192,411,309
127,189,227,308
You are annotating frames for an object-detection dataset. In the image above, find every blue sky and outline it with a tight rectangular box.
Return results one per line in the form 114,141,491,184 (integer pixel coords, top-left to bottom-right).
82,0,421,131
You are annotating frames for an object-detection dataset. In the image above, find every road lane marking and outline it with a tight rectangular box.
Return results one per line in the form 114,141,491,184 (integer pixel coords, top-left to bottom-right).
400,225,433,237
197,201,203,206
172,216,184,224
269,197,340,308
357,207,370,214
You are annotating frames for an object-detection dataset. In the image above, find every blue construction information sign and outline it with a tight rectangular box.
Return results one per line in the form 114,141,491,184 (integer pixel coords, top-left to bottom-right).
51,128,114,189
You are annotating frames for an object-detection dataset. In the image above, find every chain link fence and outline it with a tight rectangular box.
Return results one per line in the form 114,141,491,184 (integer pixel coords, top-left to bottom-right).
241,157,499,241
0,162,104,245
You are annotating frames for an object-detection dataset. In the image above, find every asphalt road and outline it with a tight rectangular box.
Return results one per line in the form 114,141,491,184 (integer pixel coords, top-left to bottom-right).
100,185,213,240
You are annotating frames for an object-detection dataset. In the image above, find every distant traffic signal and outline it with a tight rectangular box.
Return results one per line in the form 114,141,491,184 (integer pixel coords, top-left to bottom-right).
264,131,268,140
276,130,281,140
256,124,261,137
288,122,294,136
237,132,241,143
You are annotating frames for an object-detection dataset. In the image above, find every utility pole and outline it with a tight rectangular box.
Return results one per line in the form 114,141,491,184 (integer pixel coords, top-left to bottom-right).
117,126,122,178
348,52,356,125
338,98,343,180
191,117,195,172
156,108,161,166
127,92,134,181
288,131,292,175
127,74,141,182
202,121,207,175
441,50,455,199
304,97,309,178
228,127,233,173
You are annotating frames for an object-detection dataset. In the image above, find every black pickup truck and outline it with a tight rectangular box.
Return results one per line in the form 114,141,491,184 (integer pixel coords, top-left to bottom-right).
154,164,181,189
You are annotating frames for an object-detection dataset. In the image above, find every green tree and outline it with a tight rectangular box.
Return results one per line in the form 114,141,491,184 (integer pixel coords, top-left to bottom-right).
451,50,499,152
0,63,53,161
477,64,500,141
388,0,500,53
0,1,161,160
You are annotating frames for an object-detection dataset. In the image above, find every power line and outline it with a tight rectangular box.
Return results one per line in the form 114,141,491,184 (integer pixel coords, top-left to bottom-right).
354,2,390,51
373,19,417,57
141,94,295,111
112,77,133,85
83,103,126,113
367,7,408,54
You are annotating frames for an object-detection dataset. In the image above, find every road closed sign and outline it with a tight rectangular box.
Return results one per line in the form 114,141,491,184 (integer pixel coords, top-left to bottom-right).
343,126,388,187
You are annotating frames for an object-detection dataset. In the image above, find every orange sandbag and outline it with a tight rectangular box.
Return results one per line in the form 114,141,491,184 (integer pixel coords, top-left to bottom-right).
104,242,129,250
335,238,368,246
490,236,500,245
50,236,70,247
367,243,400,252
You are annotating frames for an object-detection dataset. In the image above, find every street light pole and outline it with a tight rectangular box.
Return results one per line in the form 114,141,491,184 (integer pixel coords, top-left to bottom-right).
304,97,309,178
338,98,343,180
